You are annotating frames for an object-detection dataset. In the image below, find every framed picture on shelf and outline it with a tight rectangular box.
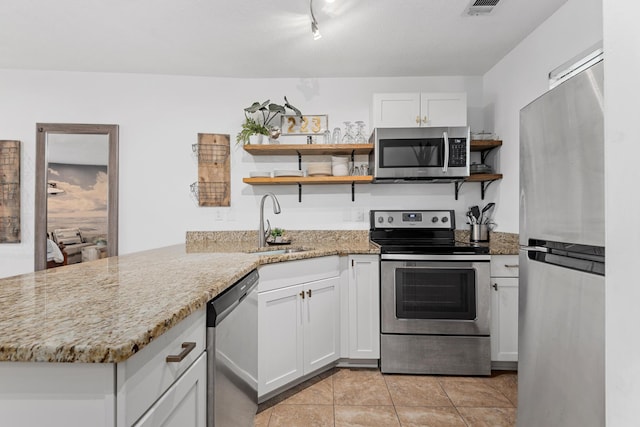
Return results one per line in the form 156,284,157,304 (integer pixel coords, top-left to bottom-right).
281,115,328,135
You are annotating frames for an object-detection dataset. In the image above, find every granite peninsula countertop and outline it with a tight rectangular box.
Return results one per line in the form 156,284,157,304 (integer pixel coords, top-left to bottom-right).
0,229,517,364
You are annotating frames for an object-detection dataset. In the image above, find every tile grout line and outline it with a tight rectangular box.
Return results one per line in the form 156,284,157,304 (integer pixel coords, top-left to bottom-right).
381,372,403,426
436,377,471,427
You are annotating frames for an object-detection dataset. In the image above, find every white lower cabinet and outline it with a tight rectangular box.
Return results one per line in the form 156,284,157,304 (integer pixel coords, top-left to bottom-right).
0,308,207,427
258,257,340,397
346,255,380,359
134,352,206,427
490,255,520,363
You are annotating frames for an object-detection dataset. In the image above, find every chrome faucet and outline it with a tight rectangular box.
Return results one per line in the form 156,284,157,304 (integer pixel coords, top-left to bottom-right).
258,193,281,248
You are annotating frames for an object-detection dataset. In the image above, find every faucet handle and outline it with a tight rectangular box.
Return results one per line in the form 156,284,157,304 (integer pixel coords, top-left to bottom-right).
264,219,272,241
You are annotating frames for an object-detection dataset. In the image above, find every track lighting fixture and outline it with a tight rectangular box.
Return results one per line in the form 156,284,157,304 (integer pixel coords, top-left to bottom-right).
310,0,321,40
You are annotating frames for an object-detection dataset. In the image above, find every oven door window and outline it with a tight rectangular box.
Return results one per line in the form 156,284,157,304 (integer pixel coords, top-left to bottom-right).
395,268,476,320
379,138,444,168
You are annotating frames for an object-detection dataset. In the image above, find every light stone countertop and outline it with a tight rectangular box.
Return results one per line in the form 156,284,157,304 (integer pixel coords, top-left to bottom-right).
0,229,517,364
0,231,376,364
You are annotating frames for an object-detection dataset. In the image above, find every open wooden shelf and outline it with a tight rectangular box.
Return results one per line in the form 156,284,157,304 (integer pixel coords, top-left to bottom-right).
455,173,503,200
242,140,505,201
243,176,373,185
243,143,374,156
465,173,503,182
470,139,502,151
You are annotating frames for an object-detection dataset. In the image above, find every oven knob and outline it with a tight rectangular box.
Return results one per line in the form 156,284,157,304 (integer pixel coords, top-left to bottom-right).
431,216,438,223
387,216,394,223
377,216,384,224
442,217,449,223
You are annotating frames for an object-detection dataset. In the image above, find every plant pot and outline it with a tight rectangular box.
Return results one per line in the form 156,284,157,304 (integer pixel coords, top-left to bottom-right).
248,134,264,145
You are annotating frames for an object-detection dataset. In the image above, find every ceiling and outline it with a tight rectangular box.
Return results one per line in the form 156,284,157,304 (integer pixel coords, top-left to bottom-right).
1,0,568,78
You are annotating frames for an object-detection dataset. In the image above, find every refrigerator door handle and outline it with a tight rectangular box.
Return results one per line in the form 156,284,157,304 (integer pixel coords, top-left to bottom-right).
522,246,549,253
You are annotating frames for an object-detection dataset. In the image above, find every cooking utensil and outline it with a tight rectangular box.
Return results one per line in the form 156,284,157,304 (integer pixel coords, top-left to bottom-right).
466,211,475,224
470,206,480,223
480,202,495,224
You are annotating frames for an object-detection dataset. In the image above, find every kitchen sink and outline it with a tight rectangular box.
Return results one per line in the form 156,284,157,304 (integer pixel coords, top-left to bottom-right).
248,247,310,256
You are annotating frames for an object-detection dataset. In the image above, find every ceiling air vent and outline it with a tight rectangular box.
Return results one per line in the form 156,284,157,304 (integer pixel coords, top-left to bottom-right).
465,0,501,16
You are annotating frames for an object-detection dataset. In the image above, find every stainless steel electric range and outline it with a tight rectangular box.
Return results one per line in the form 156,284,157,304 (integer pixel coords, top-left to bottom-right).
370,210,491,376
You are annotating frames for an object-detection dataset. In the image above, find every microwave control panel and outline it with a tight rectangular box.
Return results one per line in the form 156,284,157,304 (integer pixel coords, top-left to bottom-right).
448,138,467,167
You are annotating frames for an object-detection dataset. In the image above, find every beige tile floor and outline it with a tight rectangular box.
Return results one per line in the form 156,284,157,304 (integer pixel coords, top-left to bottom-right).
255,368,517,427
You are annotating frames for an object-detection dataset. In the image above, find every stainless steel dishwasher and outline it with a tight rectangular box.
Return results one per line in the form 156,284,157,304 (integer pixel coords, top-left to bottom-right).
206,269,259,427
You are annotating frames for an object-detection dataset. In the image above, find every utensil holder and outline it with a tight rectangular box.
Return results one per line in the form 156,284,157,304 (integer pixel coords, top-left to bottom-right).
470,224,489,242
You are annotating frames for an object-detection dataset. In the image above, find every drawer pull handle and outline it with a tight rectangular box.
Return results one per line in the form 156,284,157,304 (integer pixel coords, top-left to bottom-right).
504,264,519,268
166,342,196,363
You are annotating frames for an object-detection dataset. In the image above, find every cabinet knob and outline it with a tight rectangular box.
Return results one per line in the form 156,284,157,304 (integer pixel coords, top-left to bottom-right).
422,116,428,124
307,289,312,298
300,291,305,299
415,116,421,124
492,283,498,291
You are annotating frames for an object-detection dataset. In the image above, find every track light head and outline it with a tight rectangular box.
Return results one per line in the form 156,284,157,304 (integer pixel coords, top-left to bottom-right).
310,0,321,40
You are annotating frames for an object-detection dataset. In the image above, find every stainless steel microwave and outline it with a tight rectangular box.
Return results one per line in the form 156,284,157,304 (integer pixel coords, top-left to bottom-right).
369,126,470,181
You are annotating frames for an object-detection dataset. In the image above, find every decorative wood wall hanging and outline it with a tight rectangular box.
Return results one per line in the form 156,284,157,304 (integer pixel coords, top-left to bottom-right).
0,140,20,243
190,133,230,206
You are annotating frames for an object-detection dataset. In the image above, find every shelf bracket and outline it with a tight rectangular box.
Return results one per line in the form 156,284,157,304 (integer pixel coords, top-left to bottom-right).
480,179,498,200
480,149,490,164
479,146,499,164
350,150,355,163
298,183,302,203
351,182,355,202
454,181,464,200
296,151,302,171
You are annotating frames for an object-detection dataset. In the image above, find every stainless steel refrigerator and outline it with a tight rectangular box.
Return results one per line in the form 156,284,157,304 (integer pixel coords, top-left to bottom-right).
518,59,605,426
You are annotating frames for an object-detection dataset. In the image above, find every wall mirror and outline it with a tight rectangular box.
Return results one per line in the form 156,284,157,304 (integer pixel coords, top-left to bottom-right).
35,124,118,271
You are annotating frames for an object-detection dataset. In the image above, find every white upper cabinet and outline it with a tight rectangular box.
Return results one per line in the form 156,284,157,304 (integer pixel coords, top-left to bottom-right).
372,92,467,128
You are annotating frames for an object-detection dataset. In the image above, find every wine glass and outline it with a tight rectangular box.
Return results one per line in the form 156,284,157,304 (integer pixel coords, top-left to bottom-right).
342,121,354,144
354,121,367,144
332,128,342,145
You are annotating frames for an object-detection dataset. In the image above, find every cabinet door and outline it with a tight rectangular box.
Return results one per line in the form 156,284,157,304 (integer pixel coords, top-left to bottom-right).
348,255,380,359
303,277,340,373
134,352,206,427
258,284,304,396
372,93,421,128
491,277,519,362
420,92,467,127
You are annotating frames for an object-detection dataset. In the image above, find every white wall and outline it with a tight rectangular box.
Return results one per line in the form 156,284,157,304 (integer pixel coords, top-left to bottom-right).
604,1,640,425
0,71,487,278
482,0,603,233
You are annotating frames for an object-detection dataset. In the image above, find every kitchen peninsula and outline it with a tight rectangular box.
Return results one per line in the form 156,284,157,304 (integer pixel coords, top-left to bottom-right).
0,230,517,426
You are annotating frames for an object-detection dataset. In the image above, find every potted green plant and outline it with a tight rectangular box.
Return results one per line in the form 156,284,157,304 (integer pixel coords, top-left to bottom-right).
236,96,302,145
269,227,287,243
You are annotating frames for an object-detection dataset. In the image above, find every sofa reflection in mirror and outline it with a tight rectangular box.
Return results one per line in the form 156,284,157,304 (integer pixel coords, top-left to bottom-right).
46,228,107,268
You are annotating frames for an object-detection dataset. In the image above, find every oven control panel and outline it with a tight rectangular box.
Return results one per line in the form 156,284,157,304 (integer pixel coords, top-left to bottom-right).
371,210,454,229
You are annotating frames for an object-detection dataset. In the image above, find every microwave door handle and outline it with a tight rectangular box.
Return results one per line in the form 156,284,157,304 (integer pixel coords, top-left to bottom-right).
442,131,449,172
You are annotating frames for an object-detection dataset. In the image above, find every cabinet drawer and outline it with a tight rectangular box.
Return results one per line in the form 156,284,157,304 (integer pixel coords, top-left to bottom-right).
258,255,340,292
117,308,206,426
134,352,206,427
491,255,520,277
